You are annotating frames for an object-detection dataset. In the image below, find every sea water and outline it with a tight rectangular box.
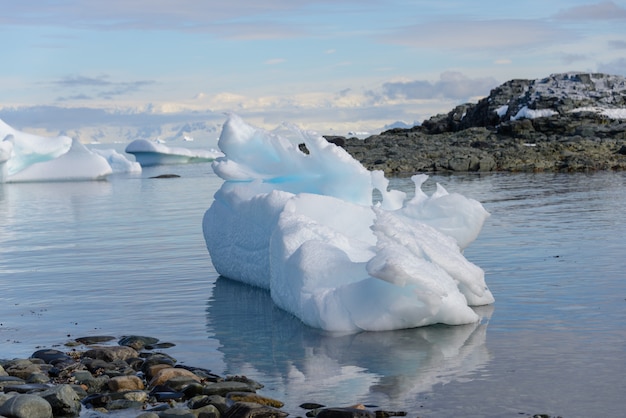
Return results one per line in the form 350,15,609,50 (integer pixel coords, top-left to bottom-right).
1,166,625,417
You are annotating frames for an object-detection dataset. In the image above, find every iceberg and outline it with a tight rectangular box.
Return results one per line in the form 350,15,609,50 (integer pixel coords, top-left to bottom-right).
125,139,223,167
1,119,115,183
203,114,493,333
92,148,142,174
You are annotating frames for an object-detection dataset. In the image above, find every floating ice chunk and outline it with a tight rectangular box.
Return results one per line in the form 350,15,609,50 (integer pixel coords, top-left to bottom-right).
125,139,223,166
6,138,112,183
92,148,142,174
1,119,113,183
203,115,493,332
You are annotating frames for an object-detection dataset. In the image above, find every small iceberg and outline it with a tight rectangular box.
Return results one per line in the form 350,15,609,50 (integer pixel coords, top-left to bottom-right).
125,139,223,167
203,114,493,333
1,119,115,183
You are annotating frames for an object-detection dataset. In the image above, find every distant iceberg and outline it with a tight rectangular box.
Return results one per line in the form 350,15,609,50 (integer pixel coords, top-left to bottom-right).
203,115,493,333
0,119,120,183
125,139,223,167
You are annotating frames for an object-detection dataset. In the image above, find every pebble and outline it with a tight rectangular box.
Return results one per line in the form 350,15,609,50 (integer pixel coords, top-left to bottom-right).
0,334,407,418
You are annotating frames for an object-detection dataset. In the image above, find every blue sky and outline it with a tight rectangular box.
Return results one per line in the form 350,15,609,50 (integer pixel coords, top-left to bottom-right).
1,0,626,137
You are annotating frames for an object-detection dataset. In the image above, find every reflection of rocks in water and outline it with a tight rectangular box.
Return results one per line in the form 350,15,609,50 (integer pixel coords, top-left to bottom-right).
207,277,492,407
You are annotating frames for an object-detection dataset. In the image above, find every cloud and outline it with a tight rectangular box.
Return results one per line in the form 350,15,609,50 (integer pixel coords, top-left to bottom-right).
554,1,626,20
378,72,499,101
608,39,626,49
0,0,348,39
49,75,156,101
383,19,569,51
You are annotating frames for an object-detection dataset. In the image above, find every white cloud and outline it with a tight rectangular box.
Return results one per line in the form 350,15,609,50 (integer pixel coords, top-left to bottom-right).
378,72,498,101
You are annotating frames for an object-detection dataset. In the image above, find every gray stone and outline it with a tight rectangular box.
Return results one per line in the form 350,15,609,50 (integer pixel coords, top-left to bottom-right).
0,393,53,418
223,402,288,418
316,407,375,418
193,404,221,418
202,381,257,397
158,408,197,417
39,384,82,417
82,345,138,362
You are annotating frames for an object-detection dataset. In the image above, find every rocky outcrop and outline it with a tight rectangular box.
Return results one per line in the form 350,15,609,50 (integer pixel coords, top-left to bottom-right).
334,73,626,175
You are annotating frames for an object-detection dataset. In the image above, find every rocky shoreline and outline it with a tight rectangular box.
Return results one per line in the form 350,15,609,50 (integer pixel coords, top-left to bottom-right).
0,335,410,418
327,73,626,176
1,335,562,418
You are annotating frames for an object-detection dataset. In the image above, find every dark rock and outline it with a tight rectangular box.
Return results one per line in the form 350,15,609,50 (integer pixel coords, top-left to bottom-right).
118,335,160,351
224,401,289,418
31,349,71,365
2,383,50,393
317,407,376,418
39,384,82,417
149,386,185,402
226,392,284,408
106,398,144,411
301,402,326,409
82,345,138,362
0,376,26,390
202,381,259,397
158,408,197,417
74,336,116,345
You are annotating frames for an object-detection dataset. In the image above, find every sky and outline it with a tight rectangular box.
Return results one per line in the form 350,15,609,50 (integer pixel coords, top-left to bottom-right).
1,0,626,139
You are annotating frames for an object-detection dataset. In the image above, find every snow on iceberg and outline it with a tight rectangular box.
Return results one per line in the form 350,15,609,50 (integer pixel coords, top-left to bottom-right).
1,119,114,183
125,139,223,167
92,148,142,174
203,114,493,333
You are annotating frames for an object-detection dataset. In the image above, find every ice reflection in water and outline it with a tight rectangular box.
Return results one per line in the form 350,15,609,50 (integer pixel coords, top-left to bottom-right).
207,277,491,413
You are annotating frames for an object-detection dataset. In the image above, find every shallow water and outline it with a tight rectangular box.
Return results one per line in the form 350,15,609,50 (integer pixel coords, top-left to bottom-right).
1,167,625,417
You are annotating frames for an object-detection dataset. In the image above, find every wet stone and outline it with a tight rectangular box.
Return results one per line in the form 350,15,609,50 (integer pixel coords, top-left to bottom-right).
74,335,117,345
223,401,289,418
202,381,258,397
0,375,26,389
317,407,376,418
118,335,160,351
106,398,144,411
31,349,71,365
149,384,185,402
82,345,138,362
2,383,50,393
158,408,196,417
27,372,50,383
108,375,145,391
226,391,284,408
149,367,201,387
145,342,176,350
39,384,82,417
0,393,53,418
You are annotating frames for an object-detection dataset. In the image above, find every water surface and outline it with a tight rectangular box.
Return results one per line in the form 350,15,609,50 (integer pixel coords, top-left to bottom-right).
1,167,625,417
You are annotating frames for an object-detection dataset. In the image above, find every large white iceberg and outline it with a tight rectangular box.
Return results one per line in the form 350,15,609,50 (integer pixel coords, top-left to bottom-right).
203,114,493,333
1,119,116,183
125,139,223,166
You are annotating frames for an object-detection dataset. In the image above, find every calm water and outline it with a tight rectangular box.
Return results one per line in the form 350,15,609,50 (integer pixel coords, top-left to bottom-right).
1,166,625,418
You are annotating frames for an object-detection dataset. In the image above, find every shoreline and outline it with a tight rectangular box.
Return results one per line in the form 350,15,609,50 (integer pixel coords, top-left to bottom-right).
1,335,564,418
